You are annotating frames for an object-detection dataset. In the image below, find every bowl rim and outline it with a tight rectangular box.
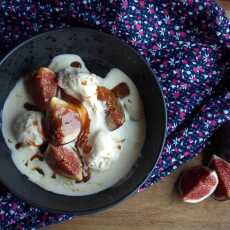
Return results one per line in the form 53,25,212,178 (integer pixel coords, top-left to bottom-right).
0,27,167,214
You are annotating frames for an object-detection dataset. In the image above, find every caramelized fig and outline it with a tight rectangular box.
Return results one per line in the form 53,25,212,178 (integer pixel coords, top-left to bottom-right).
97,86,125,130
178,166,218,203
27,67,57,111
45,145,83,181
46,97,81,145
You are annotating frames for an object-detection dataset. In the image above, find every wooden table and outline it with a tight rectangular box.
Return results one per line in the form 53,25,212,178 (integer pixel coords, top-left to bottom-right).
46,2,230,230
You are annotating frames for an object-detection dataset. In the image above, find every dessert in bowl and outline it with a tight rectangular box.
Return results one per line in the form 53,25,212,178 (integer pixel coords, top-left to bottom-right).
2,54,146,196
0,28,166,213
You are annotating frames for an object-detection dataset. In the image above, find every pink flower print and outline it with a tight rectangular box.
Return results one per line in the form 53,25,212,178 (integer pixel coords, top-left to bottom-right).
191,75,198,82
161,73,167,78
122,0,128,9
174,92,180,99
169,30,175,36
163,60,168,66
184,151,190,157
172,78,177,84
182,59,188,64
211,120,217,126
193,67,199,73
131,37,137,45
138,187,145,192
138,30,144,36
125,23,131,30
179,31,186,38
12,203,17,209
154,23,159,29
135,23,142,30
188,138,193,144
197,130,202,137
194,48,199,53
151,33,158,41
167,155,172,160
224,34,230,40
188,0,193,5
112,24,117,31
139,0,145,8
163,9,168,16
191,93,196,97
147,6,155,14
193,66,204,73
179,111,185,119
171,42,177,48
152,44,160,51
141,44,146,50
175,148,179,154
142,49,148,56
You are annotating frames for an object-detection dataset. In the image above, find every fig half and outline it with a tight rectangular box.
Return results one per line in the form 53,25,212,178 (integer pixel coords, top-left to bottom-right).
45,145,83,181
178,166,218,203
46,97,81,145
97,86,125,130
27,67,57,111
210,155,230,201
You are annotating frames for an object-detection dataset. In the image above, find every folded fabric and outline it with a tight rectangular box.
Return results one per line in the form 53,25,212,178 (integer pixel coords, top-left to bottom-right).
0,0,229,229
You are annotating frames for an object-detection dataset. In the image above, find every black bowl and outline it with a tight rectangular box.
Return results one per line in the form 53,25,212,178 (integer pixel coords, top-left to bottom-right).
0,28,166,214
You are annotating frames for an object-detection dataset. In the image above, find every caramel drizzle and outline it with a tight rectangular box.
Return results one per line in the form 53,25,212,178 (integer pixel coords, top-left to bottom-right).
30,152,44,161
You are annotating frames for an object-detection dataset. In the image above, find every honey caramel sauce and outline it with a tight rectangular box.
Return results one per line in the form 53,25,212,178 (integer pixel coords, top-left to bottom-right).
24,141,48,167
32,167,45,176
30,152,44,161
111,82,130,98
23,102,41,112
72,147,91,183
15,142,24,149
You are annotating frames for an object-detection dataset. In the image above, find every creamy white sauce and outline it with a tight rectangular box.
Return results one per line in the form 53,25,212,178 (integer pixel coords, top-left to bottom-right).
2,54,146,196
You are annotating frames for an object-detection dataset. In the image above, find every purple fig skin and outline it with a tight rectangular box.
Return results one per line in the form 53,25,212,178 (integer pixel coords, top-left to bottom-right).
210,155,230,201
211,122,230,163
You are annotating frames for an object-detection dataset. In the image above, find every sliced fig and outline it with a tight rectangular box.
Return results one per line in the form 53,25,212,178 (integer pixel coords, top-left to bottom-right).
178,166,218,203
97,86,125,130
46,97,81,145
61,91,92,155
209,155,230,201
27,67,57,111
45,145,83,181
111,82,130,98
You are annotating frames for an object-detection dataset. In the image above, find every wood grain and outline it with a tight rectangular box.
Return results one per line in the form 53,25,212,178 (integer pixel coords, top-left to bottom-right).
45,2,230,230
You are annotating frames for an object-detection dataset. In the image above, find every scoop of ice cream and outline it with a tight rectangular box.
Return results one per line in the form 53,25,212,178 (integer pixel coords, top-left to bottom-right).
89,130,119,171
48,54,89,73
58,71,99,100
14,111,44,147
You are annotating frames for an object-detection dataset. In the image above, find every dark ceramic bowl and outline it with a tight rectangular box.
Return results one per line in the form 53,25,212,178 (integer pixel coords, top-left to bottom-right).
0,28,166,214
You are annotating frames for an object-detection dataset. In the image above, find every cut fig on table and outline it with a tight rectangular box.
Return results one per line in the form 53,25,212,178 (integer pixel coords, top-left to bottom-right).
26,67,57,111
97,86,125,130
209,155,230,201
178,166,218,203
45,145,83,181
46,97,82,145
